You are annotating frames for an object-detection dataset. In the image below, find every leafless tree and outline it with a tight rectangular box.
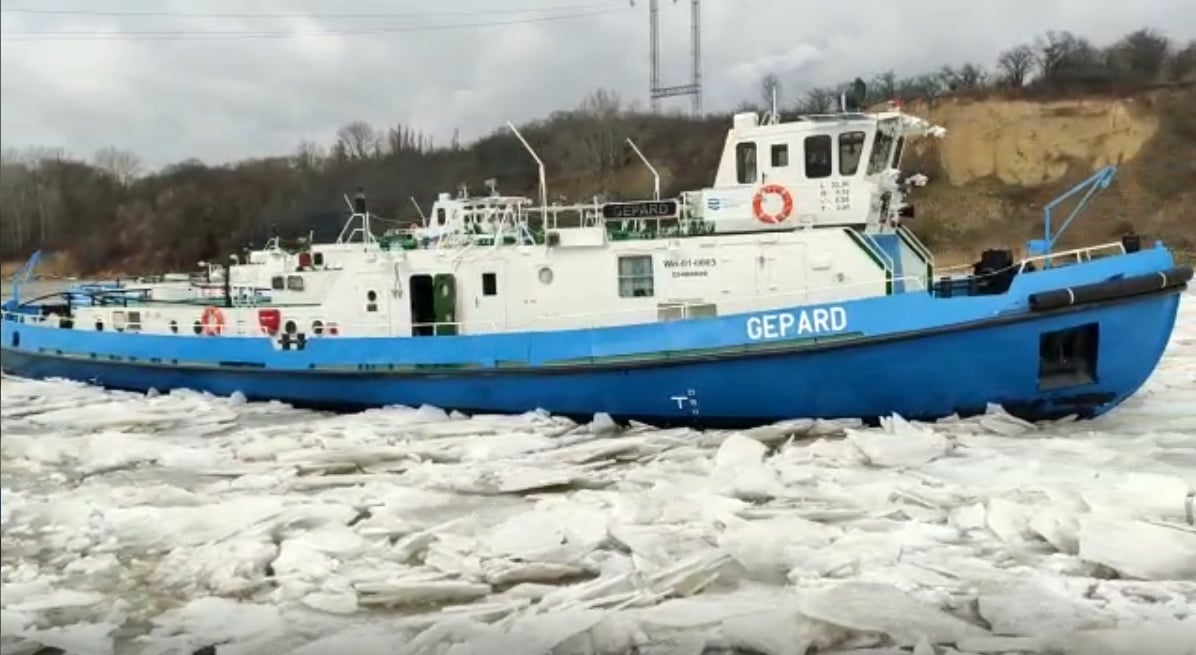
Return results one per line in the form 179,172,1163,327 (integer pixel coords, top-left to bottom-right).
1166,40,1196,81
870,71,898,101
293,140,324,171
996,45,1036,87
796,88,836,113
336,121,378,160
576,88,624,174
760,73,781,110
1108,28,1171,80
93,146,141,185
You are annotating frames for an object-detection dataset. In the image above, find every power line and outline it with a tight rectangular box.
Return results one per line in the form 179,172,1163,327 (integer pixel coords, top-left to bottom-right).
0,7,628,41
0,2,618,20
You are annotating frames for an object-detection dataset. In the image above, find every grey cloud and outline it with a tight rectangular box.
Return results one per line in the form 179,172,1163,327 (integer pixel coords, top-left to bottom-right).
2,0,1193,168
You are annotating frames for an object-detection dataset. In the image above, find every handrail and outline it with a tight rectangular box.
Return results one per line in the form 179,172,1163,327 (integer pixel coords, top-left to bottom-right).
1017,241,1125,273
1026,165,1117,265
3,274,922,336
854,232,896,277
1,311,501,337
897,226,934,267
934,242,1127,278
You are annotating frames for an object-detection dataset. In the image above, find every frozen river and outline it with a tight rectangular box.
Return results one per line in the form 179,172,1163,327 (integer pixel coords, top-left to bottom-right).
1,292,1194,655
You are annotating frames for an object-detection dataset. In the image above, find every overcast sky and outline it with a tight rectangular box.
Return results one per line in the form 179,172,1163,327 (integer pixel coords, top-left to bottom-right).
2,0,1193,169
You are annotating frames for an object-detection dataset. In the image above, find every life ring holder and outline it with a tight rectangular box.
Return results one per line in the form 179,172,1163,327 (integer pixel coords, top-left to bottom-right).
752,183,794,224
200,306,225,336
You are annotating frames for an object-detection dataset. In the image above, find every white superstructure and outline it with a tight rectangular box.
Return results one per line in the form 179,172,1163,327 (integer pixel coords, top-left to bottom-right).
55,104,947,342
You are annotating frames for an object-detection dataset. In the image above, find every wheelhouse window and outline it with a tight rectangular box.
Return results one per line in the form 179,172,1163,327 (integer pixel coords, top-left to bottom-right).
770,144,789,168
892,136,906,168
867,130,896,175
735,142,758,184
803,135,832,179
839,131,867,176
617,255,654,298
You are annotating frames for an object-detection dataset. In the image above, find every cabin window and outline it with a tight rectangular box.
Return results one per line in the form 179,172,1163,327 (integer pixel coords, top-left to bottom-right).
313,252,325,267
804,135,833,179
366,289,378,312
770,144,789,168
127,311,142,332
271,276,284,291
482,272,497,296
839,131,867,176
892,136,906,167
735,142,758,184
286,275,304,291
436,208,446,225
867,131,896,175
617,255,654,298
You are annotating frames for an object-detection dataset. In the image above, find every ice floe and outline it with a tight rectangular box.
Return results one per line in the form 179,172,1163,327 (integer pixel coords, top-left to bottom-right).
1,292,1195,654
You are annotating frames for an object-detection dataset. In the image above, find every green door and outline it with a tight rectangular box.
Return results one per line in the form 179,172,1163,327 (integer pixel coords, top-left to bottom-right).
433,274,458,335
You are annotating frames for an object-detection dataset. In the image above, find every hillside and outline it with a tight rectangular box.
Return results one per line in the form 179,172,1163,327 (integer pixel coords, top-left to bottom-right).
2,27,1194,275
897,85,1195,259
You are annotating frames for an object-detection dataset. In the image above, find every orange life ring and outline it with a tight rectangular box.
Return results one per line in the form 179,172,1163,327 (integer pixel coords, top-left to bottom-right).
752,183,794,224
200,306,225,336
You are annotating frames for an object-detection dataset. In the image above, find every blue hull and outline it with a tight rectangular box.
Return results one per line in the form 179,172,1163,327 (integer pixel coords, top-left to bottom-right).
1,249,1189,427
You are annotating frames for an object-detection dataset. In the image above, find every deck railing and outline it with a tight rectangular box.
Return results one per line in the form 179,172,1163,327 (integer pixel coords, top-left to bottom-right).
2,273,928,338
934,242,1127,277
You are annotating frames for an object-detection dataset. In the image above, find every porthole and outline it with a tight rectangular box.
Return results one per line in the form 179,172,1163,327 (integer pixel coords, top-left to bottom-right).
312,320,324,335
95,320,104,331
538,267,554,285
193,320,203,335
367,290,377,302
169,320,179,334
284,320,297,335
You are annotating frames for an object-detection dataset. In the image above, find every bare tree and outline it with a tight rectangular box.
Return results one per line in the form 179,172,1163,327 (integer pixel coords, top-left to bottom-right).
1108,28,1171,80
940,63,988,91
336,121,378,160
796,87,836,114
759,73,781,110
93,146,141,185
293,140,324,171
996,45,1036,87
578,88,622,120
1035,31,1100,85
870,70,899,101
1166,39,1196,81
897,74,944,101
576,89,624,174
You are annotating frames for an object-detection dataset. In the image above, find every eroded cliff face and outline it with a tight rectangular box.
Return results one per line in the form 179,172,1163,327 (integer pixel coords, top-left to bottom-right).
896,87,1194,258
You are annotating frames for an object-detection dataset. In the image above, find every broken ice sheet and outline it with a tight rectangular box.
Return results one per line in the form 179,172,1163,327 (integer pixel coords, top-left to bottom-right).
797,582,990,647
0,292,1194,655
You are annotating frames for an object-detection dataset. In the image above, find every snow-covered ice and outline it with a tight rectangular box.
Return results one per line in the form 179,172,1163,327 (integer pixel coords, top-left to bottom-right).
2,292,1194,655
